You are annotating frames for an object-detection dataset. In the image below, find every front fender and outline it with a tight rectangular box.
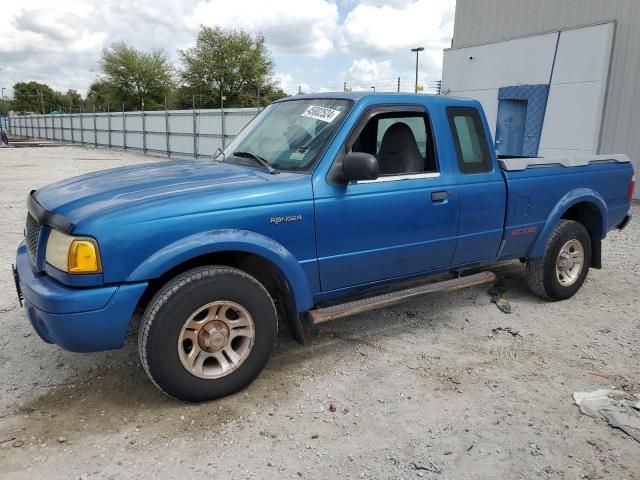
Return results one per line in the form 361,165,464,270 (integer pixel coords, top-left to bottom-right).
127,229,314,312
530,188,608,258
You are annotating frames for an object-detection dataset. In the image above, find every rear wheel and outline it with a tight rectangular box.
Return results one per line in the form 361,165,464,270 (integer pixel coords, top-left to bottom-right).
138,266,278,402
526,220,591,301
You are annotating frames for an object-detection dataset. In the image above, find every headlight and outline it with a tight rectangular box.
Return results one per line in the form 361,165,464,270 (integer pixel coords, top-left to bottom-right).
45,230,102,274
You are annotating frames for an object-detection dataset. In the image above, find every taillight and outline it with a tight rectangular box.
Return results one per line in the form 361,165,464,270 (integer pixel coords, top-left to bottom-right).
628,174,636,203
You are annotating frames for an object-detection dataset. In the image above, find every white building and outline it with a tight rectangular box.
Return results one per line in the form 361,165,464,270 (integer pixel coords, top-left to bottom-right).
442,0,639,197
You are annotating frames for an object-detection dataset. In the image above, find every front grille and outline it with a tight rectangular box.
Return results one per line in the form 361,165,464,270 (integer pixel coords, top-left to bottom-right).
25,213,42,261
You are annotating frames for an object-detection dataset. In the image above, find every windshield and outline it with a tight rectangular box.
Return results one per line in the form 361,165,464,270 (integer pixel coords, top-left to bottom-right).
221,99,352,172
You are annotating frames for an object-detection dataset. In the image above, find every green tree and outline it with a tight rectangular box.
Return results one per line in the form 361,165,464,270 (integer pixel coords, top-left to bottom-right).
86,80,117,111
179,26,283,108
0,97,12,115
57,89,84,112
12,81,58,114
99,42,174,110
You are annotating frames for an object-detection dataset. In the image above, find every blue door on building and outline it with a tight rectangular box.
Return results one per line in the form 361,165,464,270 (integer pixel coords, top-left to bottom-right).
495,99,527,156
495,84,550,157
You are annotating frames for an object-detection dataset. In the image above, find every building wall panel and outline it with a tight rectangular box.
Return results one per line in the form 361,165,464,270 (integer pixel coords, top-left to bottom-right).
452,0,640,196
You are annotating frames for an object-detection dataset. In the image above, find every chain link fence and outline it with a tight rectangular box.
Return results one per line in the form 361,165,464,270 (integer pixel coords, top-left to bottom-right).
7,107,260,159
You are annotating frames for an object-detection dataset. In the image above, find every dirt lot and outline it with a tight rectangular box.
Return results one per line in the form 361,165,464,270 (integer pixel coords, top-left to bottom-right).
0,146,638,480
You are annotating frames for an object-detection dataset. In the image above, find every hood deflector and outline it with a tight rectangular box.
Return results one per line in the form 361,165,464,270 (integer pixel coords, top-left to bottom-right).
27,190,74,233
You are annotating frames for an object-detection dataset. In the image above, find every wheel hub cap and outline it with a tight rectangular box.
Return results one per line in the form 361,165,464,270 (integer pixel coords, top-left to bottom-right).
555,239,585,287
177,301,256,379
199,320,229,352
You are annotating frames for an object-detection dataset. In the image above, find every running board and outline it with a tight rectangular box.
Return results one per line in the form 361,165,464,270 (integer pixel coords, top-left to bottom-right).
308,271,496,324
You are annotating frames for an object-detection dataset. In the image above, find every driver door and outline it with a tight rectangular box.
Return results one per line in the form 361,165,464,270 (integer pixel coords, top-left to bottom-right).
314,106,459,295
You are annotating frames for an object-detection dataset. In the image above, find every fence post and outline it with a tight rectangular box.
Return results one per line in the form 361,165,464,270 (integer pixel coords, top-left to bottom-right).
70,113,75,143
93,105,98,147
221,105,226,150
192,95,197,159
142,107,147,154
164,98,170,158
122,103,127,151
52,115,56,141
80,107,85,145
107,103,112,149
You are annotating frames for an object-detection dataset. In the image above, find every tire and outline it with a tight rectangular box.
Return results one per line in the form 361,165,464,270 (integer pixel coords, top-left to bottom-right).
526,220,591,301
138,266,278,402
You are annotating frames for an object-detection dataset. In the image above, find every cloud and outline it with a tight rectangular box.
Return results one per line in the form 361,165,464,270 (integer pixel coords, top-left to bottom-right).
344,58,393,90
273,72,293,94
0,0,454,98
190,0,339,57
297,83,312,94
341,0,454,62
0,1,199,95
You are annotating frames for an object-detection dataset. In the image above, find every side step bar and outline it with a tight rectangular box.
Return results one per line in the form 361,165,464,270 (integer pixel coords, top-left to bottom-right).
308,271,496,324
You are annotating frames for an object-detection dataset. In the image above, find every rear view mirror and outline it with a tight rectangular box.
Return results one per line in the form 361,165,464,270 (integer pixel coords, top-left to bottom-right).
342,152,379,182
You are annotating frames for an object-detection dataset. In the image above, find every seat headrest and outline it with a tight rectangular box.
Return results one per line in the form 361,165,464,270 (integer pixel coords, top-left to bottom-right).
379,123,417,155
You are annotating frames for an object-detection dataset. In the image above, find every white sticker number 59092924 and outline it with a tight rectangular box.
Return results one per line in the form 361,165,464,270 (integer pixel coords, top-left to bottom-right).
300,105,341,123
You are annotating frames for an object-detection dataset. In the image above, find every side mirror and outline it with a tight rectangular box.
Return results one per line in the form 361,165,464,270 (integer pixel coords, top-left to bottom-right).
342,152,379,182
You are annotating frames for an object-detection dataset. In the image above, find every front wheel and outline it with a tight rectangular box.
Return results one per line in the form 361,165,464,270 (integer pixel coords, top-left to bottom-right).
138,266,278,402
525,220,591,301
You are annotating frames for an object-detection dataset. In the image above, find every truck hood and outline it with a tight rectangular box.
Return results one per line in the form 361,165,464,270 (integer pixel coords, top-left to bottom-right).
32,160,274,228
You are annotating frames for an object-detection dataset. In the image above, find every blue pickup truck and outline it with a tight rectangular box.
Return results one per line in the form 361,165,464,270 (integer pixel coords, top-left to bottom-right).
13,93,634,401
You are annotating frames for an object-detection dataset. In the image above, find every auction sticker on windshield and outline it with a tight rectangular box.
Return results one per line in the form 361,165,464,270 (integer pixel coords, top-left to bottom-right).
301,105,341,123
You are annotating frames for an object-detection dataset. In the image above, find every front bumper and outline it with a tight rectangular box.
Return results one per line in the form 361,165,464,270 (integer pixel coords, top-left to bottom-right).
15,243,147,352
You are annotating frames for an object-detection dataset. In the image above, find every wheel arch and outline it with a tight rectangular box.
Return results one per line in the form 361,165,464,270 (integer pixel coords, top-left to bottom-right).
127,230,313,343
530,189,607,268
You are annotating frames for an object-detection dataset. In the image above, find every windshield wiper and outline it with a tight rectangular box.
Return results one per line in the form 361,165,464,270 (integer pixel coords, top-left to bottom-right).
233,151,278,174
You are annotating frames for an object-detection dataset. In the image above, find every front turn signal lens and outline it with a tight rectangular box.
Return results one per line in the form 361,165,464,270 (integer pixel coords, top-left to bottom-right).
68,239,102,274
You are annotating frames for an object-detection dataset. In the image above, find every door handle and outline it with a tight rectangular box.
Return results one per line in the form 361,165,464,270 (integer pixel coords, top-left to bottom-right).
431,191,450,202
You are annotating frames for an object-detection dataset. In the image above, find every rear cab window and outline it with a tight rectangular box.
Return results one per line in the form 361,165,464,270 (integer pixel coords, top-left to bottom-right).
447,107,492,174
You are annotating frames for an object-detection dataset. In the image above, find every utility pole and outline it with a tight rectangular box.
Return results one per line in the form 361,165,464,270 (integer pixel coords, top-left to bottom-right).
411,47,424,93
397,77,400,93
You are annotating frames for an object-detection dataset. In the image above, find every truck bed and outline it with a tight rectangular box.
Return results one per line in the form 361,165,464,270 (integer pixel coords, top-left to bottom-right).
498,155,633,261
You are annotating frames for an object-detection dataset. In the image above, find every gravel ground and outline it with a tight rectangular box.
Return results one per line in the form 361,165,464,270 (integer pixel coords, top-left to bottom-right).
0,146,638,480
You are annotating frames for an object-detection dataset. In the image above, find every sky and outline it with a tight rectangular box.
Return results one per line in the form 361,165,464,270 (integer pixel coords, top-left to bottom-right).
0,0,456,98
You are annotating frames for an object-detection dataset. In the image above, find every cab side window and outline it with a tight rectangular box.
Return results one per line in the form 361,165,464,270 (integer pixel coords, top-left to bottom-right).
447,107,492,174
351,112,437,175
